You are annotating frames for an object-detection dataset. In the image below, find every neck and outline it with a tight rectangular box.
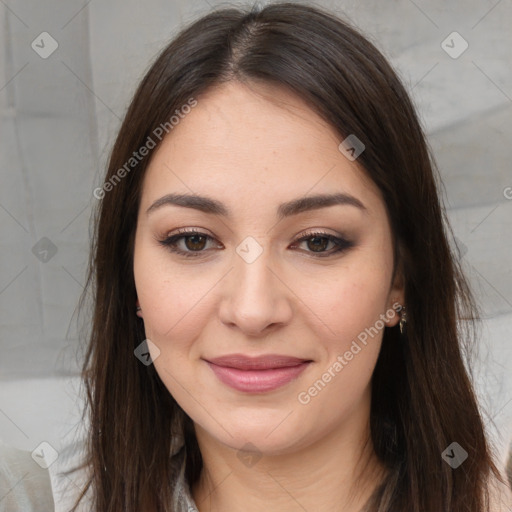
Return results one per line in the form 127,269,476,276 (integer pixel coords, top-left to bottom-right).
191,398,386,512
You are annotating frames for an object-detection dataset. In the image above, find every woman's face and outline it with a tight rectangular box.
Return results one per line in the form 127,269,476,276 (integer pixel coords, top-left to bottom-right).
133,81,404,455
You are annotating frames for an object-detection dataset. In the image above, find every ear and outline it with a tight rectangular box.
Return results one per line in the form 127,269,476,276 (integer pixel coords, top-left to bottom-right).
136,299,143,318
385,258,405,328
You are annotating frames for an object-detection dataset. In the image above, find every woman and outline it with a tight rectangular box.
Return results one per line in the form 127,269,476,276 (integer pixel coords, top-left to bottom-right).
56,2,511,511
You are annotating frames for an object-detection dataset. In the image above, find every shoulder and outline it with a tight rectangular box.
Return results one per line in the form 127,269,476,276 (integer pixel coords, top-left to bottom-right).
0,439,54,512
48,435,196,511
47,435,94,512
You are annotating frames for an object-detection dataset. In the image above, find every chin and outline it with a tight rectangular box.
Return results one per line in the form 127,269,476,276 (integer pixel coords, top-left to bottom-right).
195,410,315,456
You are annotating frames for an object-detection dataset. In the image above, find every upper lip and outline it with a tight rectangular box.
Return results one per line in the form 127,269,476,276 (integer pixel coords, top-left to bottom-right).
204,354,311,370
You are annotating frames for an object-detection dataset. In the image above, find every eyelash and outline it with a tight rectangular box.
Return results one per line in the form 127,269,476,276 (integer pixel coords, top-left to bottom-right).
157,228,353,259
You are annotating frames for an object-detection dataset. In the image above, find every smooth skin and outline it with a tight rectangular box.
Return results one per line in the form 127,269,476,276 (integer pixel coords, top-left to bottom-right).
133,80,405,512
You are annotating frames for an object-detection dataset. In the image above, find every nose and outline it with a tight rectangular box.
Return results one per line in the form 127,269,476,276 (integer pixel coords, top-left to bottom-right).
218,243,293,337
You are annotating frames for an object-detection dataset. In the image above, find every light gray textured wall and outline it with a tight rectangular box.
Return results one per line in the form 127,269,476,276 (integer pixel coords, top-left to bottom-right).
1,0,511,466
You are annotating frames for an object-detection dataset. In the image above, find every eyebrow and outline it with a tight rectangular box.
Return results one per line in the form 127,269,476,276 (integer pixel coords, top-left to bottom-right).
146,192,367,220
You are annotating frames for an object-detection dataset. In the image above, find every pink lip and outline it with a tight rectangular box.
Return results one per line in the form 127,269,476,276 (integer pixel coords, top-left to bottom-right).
204,354,312,393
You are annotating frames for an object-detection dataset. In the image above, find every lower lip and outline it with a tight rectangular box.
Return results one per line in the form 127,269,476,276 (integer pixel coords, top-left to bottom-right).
206,361,311,393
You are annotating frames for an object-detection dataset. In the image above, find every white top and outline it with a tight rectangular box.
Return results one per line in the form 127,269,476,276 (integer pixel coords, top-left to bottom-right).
0,440,55,511
0,437,198,512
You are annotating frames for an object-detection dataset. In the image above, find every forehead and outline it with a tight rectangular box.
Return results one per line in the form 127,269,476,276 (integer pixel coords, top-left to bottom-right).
140,81,383,217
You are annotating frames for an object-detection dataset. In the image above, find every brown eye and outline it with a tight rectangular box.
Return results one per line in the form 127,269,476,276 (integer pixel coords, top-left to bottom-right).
305,236,331,252
183,234,208,251
293,231,353,257
158,229,217,258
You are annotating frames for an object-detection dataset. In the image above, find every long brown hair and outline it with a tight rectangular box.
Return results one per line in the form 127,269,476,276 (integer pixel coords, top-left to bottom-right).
66,2,506,510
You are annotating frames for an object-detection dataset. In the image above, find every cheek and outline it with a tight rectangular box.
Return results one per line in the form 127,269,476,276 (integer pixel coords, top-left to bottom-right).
135,271,208,349
134,259,208,403
296,273,389,418
134,234,196,327
311,254,393,397
316,282,386,390
320,261,393,344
